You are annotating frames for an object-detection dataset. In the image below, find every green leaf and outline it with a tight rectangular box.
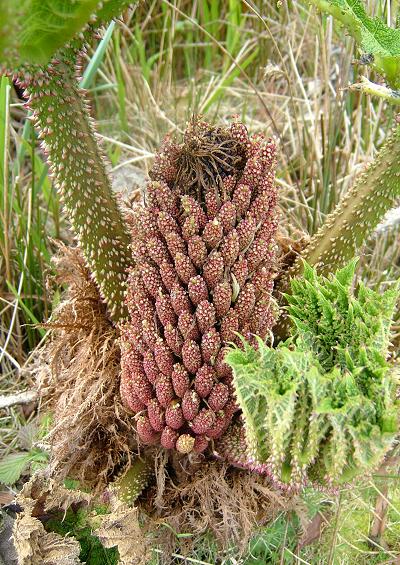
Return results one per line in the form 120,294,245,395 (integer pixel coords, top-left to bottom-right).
226,344,270,461
0,0,131,67
97,0,131,22
0,452,33,485
0,76,10,194
335,257,358,287
225,261,398,487
310,0,400,87
287,260,398,371
0,449,49,485
19,0,100,64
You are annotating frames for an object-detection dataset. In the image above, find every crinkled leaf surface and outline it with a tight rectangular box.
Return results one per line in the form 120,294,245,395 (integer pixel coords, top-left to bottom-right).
0,0,131,67
226,261,399,486
311,0,400,87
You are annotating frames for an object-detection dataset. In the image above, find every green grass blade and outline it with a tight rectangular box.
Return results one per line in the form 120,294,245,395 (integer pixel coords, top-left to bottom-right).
80,21,116,89
0,76,11,284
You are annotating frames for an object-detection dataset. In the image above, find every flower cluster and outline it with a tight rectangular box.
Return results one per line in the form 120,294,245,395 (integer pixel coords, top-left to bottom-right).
120,119,279,454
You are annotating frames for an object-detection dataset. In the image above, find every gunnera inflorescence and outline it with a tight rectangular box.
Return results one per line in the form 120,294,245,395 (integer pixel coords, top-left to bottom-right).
120,118,278,454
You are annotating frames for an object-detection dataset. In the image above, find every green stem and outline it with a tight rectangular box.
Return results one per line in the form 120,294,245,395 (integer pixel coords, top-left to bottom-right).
110,457,153,504
23,54,131,321
283,124,400,280
275,125,400,337
349,76,400,105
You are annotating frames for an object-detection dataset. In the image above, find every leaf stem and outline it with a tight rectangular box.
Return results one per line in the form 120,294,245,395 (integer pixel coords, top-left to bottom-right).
23,54,132,321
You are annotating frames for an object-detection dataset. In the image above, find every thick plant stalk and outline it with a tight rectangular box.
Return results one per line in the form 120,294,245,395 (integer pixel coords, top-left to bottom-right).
0,3,135,322
109,457,153,504
280,125,400,286
349,77,400,105
17,55,131,321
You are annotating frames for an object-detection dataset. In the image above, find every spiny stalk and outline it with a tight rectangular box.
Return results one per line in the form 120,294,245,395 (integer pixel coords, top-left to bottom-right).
275,0,400,335
14,52,132,321
1,2,134,321
109,457,153,504
278,124,400,298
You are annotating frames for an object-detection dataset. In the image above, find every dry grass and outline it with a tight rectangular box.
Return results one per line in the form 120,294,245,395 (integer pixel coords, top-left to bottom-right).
143,457,292,559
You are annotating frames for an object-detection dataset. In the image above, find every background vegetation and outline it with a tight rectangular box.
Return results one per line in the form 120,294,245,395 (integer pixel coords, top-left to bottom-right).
1,1,400,562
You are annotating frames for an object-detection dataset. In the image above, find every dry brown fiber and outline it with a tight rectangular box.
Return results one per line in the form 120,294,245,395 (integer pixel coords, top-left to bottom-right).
26,244,297,560
34,244,136,490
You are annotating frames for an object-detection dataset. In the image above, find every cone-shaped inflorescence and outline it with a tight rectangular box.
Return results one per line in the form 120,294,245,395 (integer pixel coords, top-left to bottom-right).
120,118,279,454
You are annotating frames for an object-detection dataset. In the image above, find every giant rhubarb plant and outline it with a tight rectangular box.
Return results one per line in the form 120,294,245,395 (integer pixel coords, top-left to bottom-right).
0,1,132,321
120,119,279,454
218,260,399,488
2,0,399,497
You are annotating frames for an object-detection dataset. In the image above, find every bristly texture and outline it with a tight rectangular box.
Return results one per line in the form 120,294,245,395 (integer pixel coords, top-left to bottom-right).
288,124,400,277
34,245,135,490
276,123,400,343
275,122,400,345
18,45,132,322
273,1,400,337
120,118,279,454
109,457,154,505
0,0,132,67
143,457,290,557
219,260,399,489
2,2,134,323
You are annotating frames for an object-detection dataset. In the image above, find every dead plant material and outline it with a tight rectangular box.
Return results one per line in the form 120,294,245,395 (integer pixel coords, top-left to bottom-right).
12,472,87,565
275,231,310,276
141,457,292,559
12,472,149,565
368,455,400,548
297,511,330,550
171,118,246,201
273,231,310,340
35,244,136,491
0,390,38,410
95,495,150,565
